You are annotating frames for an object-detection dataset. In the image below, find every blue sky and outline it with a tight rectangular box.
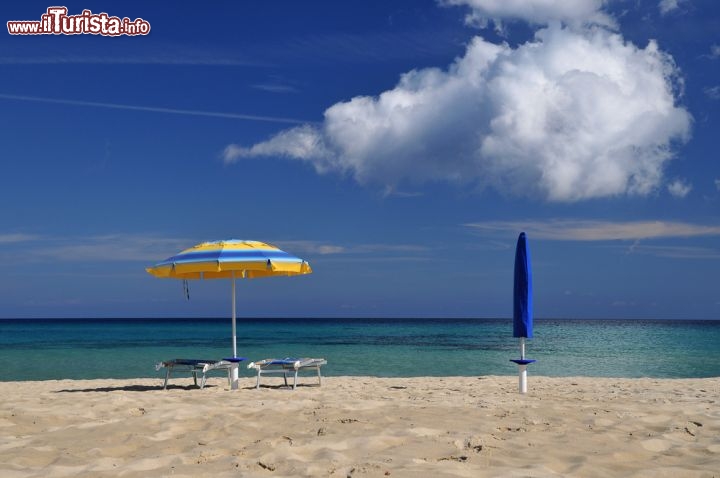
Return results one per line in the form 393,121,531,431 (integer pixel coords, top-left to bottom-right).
1,0,718,319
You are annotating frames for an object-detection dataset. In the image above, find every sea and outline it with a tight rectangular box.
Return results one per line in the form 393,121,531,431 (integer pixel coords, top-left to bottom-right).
1,318,719,381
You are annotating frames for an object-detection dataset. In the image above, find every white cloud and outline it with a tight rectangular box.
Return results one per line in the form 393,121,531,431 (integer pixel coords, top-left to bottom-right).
278,240,428,256
659,0,684,15
464,220,720,241
225,23,691,202
224,125,331,168
250,76,300,94
274,240,346,255
251,83,298,94
0,93,307,125
0,233,430,265
0,233,39,244
711,45,720,59
625,245,720,259
0,234,195,263
667,178,692,198
46,235,196,262
704,86,720,100
715,178,720,191
439,0,615,29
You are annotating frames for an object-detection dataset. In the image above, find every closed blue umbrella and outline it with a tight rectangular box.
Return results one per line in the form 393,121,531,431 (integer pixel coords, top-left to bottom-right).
511,232,535,394
513,232,533,339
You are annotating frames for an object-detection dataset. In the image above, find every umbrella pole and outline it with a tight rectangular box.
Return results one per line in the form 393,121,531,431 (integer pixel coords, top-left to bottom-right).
232,272,237,357
230,272,239,390
518,337,527,394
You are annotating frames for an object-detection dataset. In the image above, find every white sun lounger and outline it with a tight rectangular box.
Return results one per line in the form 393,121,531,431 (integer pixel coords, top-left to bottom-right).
156,358,245,389
247,358,327,390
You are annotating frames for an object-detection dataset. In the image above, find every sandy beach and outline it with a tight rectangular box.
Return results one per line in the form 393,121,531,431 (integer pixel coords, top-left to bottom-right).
1,376,718,477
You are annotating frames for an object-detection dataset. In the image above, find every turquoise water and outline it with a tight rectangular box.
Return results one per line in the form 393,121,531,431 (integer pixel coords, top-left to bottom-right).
1,318,718,381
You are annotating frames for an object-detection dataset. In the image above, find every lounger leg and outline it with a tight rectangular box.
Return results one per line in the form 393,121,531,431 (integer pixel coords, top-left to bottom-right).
256,370,261,389
293,370,299,390
163,368,171,390
317,365,322,386
192,371,199,388
200,373,207,389
283,372,289,388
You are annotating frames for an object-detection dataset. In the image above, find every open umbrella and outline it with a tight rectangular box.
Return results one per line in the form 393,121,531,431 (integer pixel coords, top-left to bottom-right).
146,239,312,389
510,232,535,394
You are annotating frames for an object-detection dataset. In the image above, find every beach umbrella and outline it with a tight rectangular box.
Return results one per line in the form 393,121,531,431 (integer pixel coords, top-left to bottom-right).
146,239,312,389
510,232,536,394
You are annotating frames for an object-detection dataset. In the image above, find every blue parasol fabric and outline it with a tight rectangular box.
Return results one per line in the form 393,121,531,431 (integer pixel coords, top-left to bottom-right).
513,232,533,338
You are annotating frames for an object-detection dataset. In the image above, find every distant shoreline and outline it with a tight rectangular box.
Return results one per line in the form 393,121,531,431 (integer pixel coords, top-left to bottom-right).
1,316,719,322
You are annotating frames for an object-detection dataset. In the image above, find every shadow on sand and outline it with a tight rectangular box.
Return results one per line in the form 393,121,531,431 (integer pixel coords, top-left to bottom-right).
52,381,320,393
52,383,224,393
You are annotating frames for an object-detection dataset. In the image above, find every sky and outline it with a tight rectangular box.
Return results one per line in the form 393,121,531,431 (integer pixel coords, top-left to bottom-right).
1,0,718,320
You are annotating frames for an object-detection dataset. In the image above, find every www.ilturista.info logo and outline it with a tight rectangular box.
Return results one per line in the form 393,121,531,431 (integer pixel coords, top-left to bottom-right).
7,7,150,36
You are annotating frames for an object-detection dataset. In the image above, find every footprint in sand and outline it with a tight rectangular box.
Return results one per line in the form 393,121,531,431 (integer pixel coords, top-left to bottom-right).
641,439,671,452
594,418,614,427
684,421,702,437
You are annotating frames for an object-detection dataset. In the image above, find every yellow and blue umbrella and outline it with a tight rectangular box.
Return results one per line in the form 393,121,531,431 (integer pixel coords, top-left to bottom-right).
147,240,312,388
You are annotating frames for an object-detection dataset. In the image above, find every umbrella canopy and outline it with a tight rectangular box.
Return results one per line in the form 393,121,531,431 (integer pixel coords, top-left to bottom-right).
146,239,312,280
513,232,533,339
146,240,312,364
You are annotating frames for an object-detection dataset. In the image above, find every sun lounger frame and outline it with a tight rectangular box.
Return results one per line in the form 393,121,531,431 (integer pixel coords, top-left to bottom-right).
156,359,244,389
248,358,327,390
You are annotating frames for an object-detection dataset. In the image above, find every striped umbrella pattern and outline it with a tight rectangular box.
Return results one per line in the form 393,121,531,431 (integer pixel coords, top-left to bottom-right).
146,240,312,280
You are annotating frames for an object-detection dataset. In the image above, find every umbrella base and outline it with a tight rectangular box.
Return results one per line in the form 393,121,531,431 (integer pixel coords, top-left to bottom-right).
510,359,536,365
224,357,246,390
510,359,536,394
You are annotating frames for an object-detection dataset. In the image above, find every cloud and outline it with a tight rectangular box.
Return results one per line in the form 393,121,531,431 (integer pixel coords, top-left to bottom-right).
711,45,720,59
275,240,432,266
0,233,40,244
47,235,193,262
658,0,684,15
350,244,430,254
3,234,424,265
0,93,308,125
251,83,299,94
277,240,429,256
224,125,330,165
624,245,720,259
667,178,692,198
225,24,691,202
250,75,300,94
704,86,720,100
439,0,615,29
715,179,720,191
464,220,720,241
275,240,346,255
288,234,720,261
0,54,261,66
0,233,194,263
0,43,266,66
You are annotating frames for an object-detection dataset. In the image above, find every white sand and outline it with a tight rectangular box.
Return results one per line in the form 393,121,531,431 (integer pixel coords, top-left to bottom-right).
1,376,718,477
